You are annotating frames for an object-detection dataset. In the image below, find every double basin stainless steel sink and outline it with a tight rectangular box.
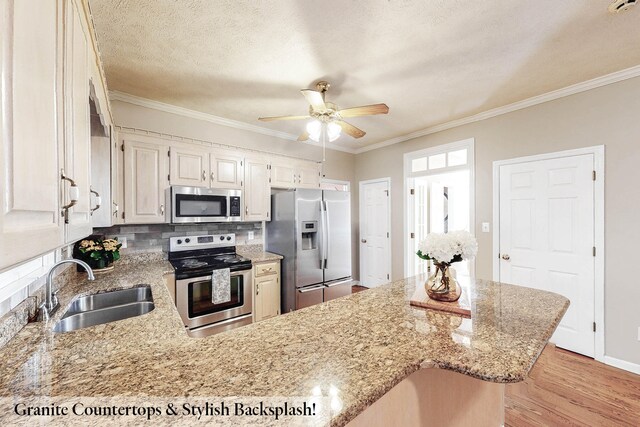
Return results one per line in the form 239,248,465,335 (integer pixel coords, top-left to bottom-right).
53,286,155,333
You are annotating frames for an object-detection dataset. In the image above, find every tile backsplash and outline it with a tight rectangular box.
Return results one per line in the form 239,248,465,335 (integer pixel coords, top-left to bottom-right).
94,222,263,254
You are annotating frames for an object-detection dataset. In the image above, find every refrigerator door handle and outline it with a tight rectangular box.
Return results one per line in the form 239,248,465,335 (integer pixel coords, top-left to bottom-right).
324,200,330,269
298,285,325,293
320,200,328,269
325,279,351,287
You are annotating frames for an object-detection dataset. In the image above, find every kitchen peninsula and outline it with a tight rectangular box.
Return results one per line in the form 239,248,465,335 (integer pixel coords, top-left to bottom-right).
0,254,568,426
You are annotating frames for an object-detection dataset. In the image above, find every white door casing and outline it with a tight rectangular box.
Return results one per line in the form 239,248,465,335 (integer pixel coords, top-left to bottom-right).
359,178,391,288
496,151,599,358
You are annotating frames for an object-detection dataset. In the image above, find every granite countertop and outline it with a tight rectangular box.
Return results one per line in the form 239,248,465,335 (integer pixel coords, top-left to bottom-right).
0,255,568,426
236,245,284,263
241,251,283,264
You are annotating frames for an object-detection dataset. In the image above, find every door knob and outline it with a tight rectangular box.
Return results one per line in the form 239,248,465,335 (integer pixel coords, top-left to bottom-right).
361,239,367,243
501,254,510,261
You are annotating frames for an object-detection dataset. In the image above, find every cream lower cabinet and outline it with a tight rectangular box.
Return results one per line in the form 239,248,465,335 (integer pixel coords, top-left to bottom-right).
254,261,281,322
0,0,65,270
244,157,271,221
123,139,169,223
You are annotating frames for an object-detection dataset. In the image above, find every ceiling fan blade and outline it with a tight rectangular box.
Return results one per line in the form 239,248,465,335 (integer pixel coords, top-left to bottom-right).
338,103,389,118
336,120,366,139
300,89,327,112
297,131,310,142
258,115,310,122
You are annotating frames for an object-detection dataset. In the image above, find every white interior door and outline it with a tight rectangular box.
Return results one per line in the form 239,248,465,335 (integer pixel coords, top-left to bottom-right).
359,179,391,288
499,154,595,357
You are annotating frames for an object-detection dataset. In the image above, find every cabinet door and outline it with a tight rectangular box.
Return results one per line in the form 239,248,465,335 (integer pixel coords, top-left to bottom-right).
124,140,168,223
297,161,321,189
64,0,92,242
270,161,297,188
255,274,280,322
169,145,209,187
0,0,64,270
211,150,243,189
244,157,270,221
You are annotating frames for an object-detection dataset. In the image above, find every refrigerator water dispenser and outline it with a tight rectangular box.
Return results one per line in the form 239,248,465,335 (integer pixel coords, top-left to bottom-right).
300,221,318,250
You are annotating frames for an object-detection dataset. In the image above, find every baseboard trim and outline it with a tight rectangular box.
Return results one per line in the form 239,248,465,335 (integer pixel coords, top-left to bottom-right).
603,355,640,375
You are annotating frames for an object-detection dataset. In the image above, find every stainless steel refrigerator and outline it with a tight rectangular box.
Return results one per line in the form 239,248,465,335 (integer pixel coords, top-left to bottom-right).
266,189,352,312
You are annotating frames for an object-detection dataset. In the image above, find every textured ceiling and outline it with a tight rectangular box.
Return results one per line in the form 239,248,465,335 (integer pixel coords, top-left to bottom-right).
89,0,640,149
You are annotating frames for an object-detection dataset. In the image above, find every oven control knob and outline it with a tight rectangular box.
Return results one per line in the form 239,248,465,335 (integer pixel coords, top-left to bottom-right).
226,236,232,241
177,239,182,244
219,236,225,241
185,238,191,243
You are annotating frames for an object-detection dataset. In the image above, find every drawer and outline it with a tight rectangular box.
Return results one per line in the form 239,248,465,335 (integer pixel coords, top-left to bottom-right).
254,261,279,277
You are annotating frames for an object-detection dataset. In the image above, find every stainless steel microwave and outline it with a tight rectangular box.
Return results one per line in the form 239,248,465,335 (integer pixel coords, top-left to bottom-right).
168,186,242,223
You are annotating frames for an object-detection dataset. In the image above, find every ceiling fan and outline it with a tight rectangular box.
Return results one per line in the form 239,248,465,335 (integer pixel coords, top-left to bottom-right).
258,81,389,143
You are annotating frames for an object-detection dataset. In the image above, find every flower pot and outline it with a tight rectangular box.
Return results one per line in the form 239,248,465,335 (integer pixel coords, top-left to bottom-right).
425,263,461,302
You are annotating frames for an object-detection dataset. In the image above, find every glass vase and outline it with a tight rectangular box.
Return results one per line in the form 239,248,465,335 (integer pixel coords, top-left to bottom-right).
425,262,461,302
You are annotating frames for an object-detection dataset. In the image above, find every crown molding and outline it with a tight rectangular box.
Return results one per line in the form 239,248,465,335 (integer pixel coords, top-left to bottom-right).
109,91,357,154
354,64,640,154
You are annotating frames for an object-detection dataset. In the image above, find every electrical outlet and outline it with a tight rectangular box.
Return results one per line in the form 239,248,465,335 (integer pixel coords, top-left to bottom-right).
247,231,255,241
117,236,127,248
481,222,491,233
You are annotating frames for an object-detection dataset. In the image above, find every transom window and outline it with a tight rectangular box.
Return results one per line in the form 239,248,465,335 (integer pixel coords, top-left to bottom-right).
411,147,469,173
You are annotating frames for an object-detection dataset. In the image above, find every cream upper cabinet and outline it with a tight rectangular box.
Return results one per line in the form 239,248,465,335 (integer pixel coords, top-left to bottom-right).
123,139,169,224
270,159,321,189
0,0,65,270
169,145,209,187
210,150,243,189
63,0,92,242
244,157,270,221
270,160,297,188
296,160,321,189
254,261,281,322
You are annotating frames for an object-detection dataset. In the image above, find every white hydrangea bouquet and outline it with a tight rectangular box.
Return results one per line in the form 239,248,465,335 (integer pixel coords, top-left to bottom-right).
416,231,478,302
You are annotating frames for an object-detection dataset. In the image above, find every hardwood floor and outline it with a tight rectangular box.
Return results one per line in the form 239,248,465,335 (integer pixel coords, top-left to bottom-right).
351,285,369,293
505,345,640,427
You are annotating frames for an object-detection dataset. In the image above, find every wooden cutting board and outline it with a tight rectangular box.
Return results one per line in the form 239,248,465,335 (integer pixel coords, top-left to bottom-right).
410,284,472,318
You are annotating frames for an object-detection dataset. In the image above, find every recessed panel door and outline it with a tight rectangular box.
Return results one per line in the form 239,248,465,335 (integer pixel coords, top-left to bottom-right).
359,180,390,288
499,154,595,356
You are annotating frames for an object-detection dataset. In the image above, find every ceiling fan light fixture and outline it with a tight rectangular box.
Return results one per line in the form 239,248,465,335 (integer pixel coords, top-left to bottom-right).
306,120,342,143
306,120,321,142
327,122,341,142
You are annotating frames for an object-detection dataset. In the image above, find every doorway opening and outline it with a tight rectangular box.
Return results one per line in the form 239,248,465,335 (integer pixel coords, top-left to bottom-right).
404,139,475,278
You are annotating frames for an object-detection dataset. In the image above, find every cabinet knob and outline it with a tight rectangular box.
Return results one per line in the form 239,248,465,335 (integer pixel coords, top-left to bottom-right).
211,172,215,182
256,283,260,295
361,239,367,243
501,254,510,261
160,204,165,215
202,170,206,181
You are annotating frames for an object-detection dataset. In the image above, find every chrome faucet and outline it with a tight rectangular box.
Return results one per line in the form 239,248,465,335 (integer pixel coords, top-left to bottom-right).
38,259,95,321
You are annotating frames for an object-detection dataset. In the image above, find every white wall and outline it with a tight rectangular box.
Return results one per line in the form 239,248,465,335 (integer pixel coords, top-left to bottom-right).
355,76,640,367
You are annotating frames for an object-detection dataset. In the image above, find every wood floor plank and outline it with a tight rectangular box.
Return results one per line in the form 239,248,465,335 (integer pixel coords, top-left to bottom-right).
505,345,640,427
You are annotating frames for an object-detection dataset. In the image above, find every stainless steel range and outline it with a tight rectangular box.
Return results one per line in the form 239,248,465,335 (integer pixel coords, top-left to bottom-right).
169,234,253,338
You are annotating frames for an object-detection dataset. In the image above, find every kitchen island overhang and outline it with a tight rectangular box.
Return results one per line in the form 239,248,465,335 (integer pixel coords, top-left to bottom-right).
0,255,569,426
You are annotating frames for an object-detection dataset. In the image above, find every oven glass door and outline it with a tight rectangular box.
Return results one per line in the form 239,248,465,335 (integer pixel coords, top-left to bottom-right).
188,274,244,318
175,194,228,218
